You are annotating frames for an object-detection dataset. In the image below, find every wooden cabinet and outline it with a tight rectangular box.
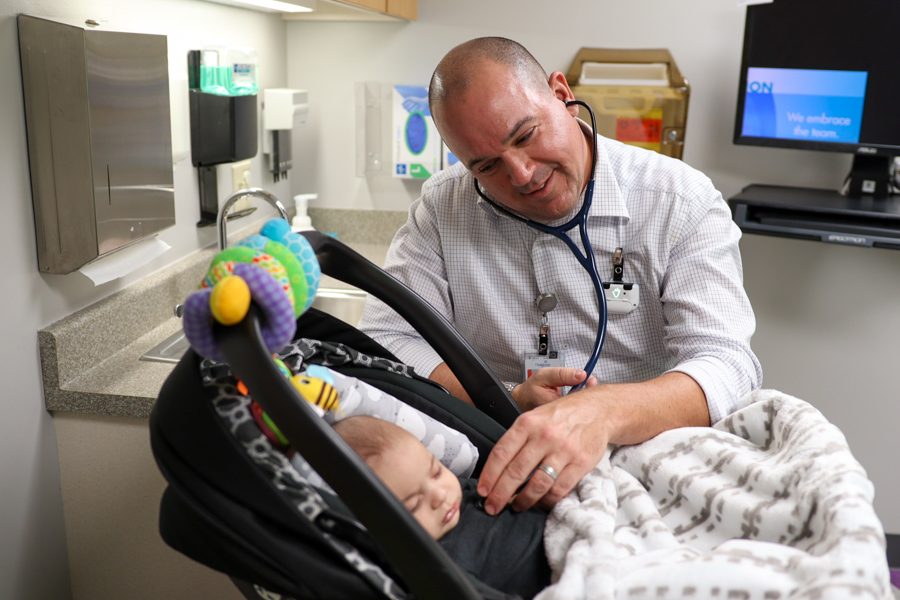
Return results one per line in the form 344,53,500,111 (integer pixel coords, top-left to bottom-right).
386,0,417,20
341,0,387,12
284,0,417,21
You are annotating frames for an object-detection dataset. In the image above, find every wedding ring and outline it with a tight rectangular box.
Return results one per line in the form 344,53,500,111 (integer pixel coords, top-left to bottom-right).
537,463,560,481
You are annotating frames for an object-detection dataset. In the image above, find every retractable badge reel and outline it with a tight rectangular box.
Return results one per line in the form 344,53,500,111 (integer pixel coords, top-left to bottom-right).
523,292,566,380
603,247,640,314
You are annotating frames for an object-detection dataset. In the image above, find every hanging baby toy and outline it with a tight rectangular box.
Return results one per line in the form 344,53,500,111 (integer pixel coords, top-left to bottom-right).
183,218,319,360
181,218,339,435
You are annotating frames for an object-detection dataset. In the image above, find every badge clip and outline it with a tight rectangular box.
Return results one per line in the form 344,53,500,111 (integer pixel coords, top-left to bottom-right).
525,292,565,377
602,247,639,314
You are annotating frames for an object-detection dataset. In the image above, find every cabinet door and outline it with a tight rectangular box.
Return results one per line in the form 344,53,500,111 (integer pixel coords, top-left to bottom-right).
387,0,417,20
340,0,387,12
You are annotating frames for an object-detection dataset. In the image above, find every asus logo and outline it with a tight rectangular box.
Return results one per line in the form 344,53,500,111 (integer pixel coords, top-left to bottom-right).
857,147,877,154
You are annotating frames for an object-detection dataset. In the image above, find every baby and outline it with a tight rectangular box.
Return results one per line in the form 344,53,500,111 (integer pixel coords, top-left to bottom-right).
333,415,551,599
332,414,463,540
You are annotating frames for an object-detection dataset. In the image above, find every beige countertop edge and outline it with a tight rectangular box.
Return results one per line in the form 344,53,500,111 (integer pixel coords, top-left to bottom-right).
41,318,183,418
46,249,213,385
41,238,391,419
47,393,156,419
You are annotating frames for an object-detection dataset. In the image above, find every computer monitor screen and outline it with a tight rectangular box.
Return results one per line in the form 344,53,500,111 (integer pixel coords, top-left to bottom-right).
734,0,900,157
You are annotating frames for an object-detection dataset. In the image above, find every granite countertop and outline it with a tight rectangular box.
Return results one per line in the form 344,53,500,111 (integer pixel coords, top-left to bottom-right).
40,208,404,418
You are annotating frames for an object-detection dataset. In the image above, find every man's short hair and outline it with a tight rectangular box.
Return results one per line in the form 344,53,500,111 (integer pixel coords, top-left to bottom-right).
429,37,549,117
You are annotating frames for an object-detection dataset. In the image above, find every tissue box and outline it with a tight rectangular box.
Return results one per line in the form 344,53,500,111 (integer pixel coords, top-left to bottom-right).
393,85,441,179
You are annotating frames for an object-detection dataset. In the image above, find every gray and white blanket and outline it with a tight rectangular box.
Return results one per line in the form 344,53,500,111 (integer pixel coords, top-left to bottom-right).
538,389,891,600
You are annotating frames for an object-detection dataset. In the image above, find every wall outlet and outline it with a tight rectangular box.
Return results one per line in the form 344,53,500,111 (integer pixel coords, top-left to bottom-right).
230,160,253,211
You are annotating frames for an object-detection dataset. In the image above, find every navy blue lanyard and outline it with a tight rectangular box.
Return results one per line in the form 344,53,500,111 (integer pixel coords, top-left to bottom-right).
473,100,606,390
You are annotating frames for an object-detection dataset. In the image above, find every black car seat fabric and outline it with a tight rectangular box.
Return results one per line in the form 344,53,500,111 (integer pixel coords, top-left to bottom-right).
272,337,507,475
151,341,522,600
154,231,526,600
292,307,401,361
152,352,405,599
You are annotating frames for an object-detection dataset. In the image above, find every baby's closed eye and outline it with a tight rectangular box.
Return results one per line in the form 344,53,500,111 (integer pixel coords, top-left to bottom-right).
407,495,423,513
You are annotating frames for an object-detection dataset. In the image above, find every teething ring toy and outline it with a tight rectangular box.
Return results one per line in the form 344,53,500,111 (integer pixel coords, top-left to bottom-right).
183,262,297,362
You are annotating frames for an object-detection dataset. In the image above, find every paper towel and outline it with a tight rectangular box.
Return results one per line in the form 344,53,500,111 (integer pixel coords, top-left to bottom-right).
78,237,171,285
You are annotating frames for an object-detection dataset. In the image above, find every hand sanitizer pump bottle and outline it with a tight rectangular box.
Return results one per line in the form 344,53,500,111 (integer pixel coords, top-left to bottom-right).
292,194,317,232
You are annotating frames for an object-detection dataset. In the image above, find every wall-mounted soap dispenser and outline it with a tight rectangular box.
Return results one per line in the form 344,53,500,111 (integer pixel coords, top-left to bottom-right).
263,88,308,182
18,15,176,275
188,47,259,226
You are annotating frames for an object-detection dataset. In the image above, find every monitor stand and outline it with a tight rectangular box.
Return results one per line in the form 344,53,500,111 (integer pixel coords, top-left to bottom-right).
727,182,900,250
846,154,893,199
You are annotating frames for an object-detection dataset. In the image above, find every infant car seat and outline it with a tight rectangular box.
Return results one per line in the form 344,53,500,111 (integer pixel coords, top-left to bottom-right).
150,231,524,600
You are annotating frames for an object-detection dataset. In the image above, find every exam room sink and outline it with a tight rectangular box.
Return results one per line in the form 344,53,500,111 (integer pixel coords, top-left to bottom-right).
140,329,193,364
140,288,369,364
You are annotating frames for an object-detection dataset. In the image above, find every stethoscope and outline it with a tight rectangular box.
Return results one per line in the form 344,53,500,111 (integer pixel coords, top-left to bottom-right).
474,99,605,393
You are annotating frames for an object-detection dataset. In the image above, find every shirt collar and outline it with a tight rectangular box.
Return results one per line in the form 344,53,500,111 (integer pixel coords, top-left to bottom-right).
580,119,630,221
473,119,630,223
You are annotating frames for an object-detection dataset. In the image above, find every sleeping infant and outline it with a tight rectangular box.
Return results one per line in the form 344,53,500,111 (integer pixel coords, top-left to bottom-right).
333,415,551,599
333,414,464,539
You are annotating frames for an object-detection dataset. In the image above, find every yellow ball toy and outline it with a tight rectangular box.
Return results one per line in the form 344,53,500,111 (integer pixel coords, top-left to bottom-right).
209,275,252,326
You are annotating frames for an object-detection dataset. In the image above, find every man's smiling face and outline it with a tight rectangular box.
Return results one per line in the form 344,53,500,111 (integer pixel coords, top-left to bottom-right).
434,61,592,223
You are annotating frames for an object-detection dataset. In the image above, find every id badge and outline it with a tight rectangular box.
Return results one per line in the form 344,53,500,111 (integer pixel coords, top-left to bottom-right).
523,349,566,380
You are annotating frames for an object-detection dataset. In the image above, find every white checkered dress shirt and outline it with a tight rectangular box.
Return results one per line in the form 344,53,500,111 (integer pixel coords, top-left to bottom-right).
359,135,762,423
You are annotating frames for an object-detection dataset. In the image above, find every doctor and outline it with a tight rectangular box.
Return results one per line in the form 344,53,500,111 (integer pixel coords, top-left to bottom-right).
359,37,762,516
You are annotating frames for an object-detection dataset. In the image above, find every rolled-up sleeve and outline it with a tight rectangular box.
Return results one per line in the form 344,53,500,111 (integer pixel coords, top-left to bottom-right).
661,194,763,423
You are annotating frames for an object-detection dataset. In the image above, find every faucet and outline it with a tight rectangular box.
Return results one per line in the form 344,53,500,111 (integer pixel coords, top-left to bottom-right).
218,187,289,251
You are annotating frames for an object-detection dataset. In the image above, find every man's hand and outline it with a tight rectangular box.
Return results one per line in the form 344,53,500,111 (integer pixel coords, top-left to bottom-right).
477,387,613,515
512,367,598,411
477,372,709,515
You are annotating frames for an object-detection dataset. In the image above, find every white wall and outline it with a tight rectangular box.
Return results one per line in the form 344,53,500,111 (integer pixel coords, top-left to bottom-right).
0,1,289,598
287,0,900,532
286,0,856,211
2,2,895,597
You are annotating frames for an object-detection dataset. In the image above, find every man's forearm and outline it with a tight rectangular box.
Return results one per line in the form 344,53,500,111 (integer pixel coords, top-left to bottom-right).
587,371,709,446
429,362,473,405
476,370,710,514
431,362,709,439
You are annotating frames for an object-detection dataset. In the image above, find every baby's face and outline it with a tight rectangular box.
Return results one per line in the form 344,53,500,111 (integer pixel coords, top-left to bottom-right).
376,434,463,540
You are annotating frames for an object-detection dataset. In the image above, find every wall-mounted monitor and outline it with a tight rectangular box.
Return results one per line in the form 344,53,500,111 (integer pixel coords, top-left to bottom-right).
734,0,900,197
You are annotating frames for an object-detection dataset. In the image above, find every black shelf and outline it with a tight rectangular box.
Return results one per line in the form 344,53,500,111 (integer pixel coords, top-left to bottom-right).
728,184,900,250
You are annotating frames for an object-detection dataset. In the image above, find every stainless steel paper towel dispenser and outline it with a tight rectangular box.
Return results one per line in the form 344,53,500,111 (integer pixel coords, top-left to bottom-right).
18,15,175,274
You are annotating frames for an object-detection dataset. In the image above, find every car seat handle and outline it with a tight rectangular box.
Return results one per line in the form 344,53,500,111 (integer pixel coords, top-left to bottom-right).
215,307,485,600
300,230,522,428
